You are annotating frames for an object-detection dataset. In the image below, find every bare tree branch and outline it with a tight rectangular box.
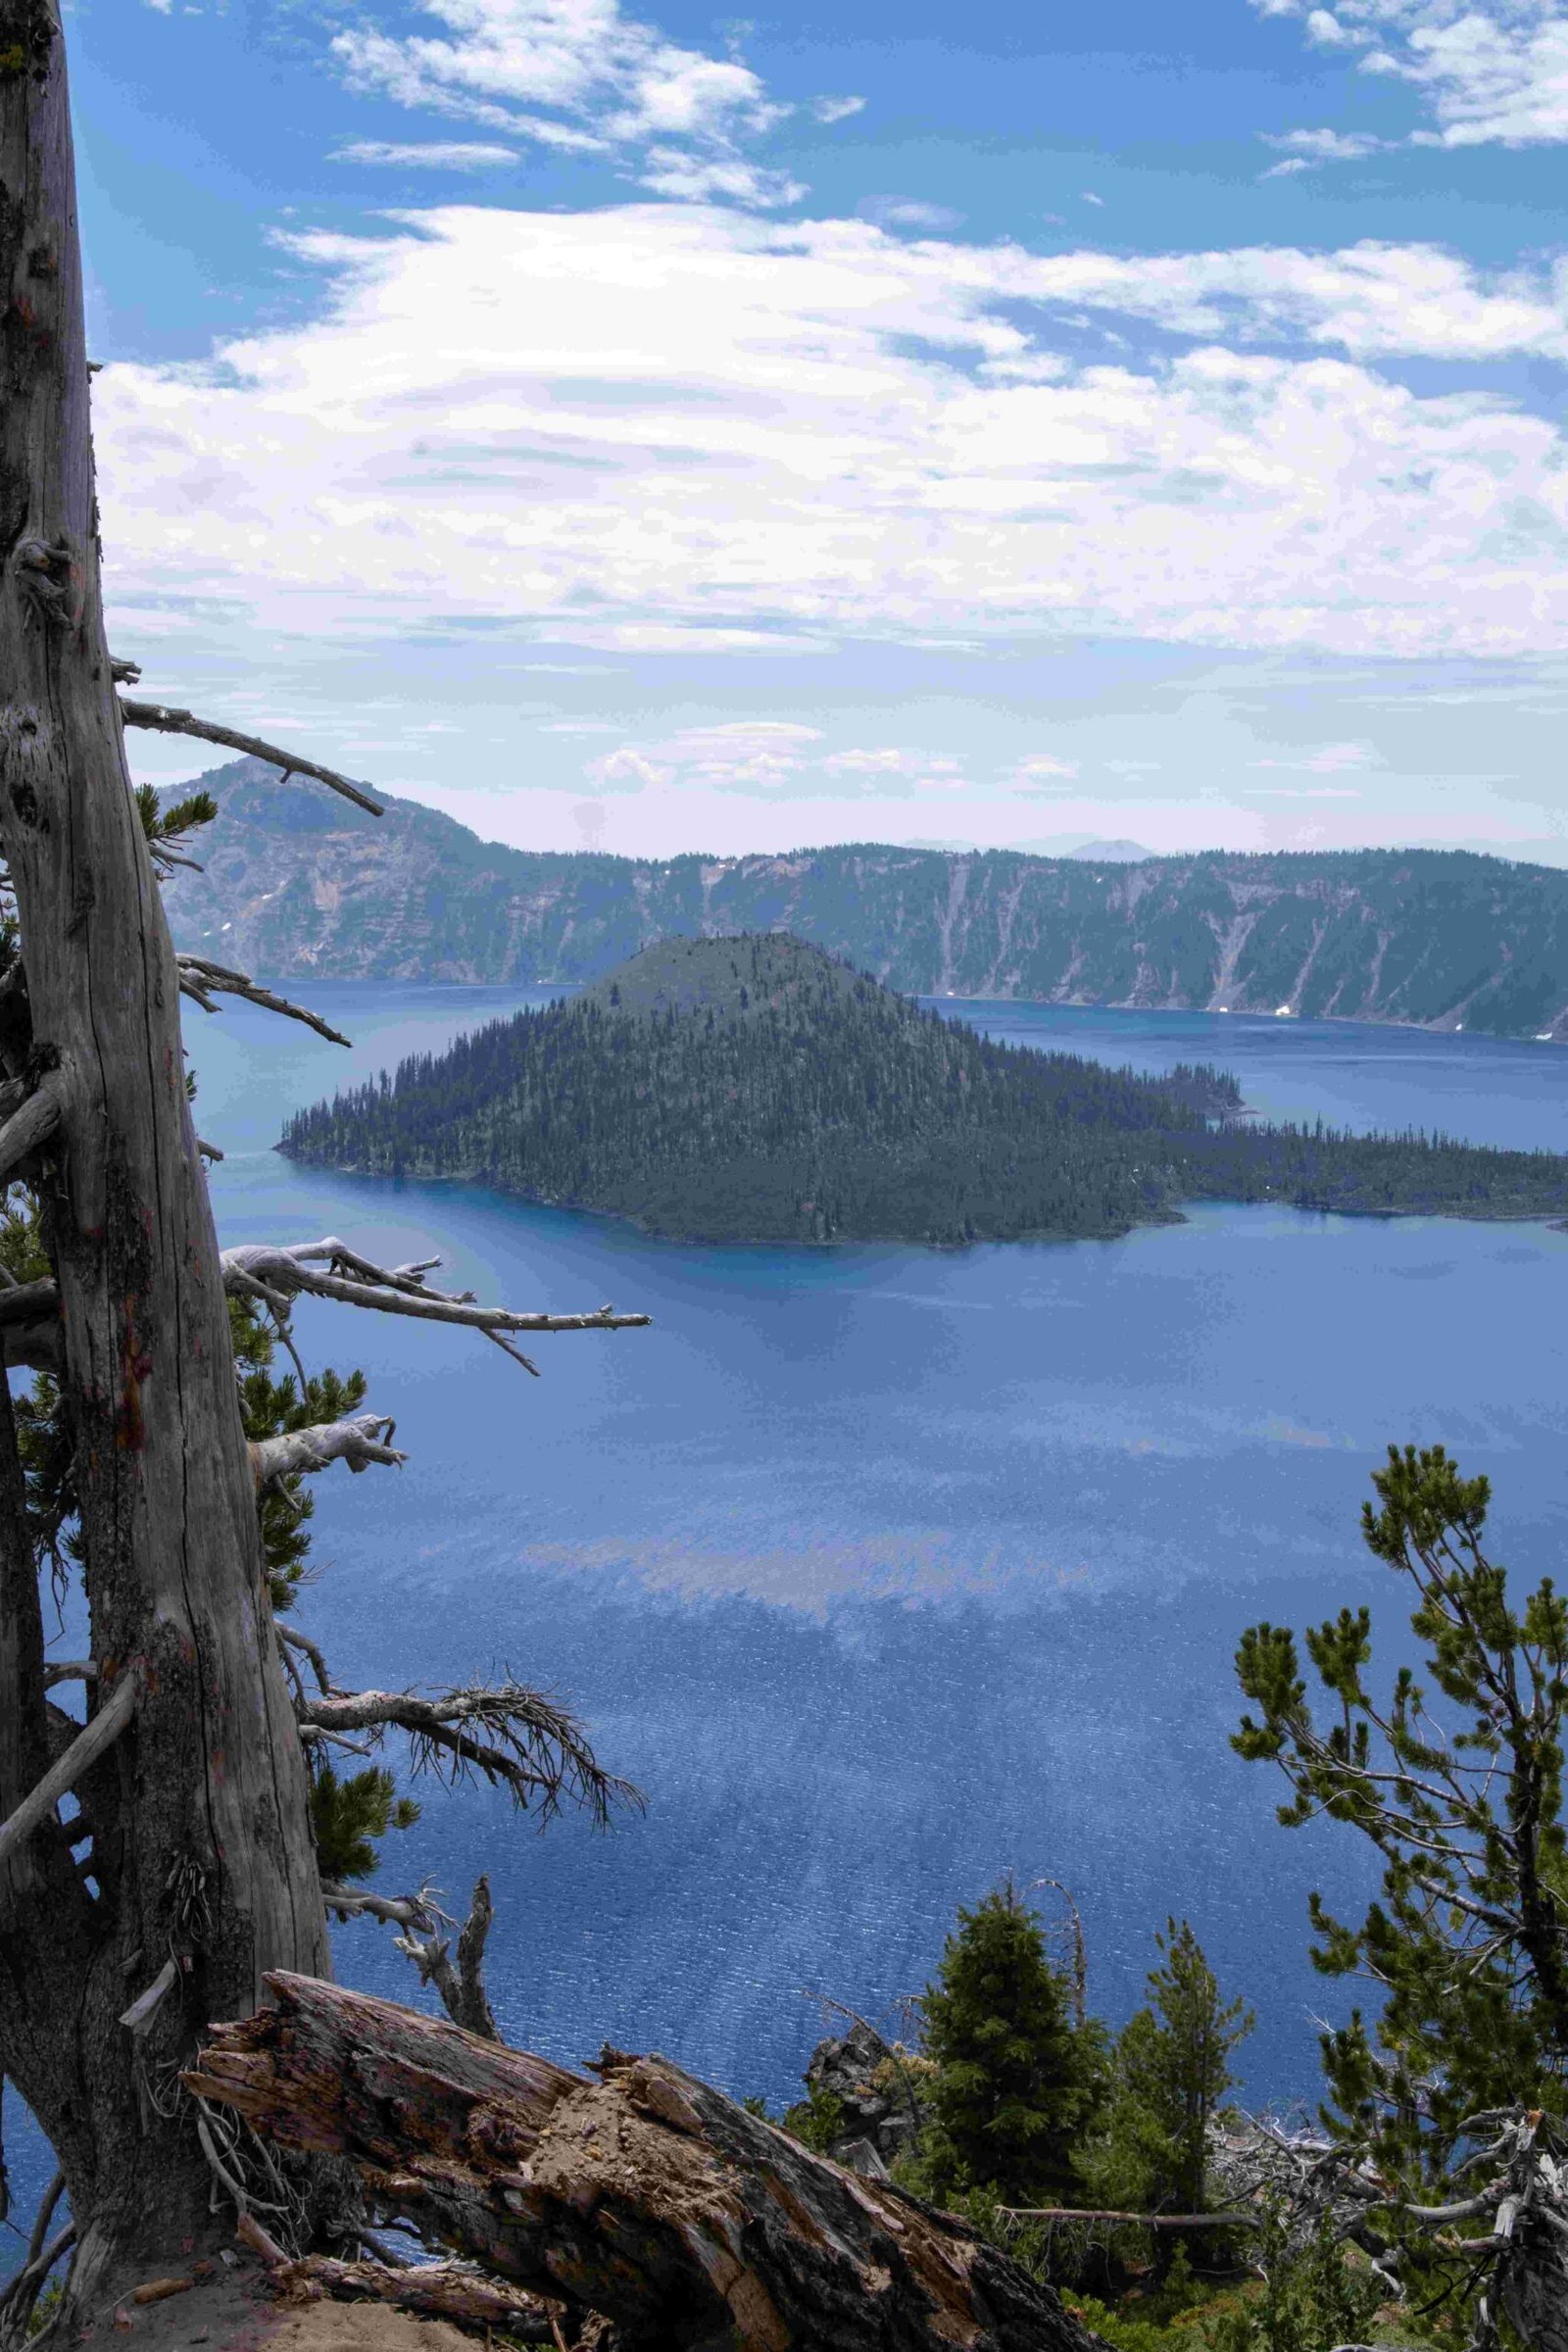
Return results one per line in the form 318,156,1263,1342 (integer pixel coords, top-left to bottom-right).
454,1872,501,2039
394,1873,500,2041
295,1681,643,1829
296,1728,376,1758
119,703,384,819
0,1278,59,1375
0,1668,139,1886
278,1625,334,1695
999,2208,1250,2230
320,1883,448,1933
0,1075,61,1185
0,2222,74,2337
23,2176,65,2276
250,1414,407,1488
177,957,352,1050
220,1240,650,1350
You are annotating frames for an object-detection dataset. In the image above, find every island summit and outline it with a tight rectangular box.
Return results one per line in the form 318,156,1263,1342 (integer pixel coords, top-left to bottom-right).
279,936,1568,1246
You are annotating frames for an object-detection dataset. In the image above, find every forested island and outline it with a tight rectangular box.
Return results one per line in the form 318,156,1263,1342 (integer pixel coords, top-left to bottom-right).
278,935,1568,1245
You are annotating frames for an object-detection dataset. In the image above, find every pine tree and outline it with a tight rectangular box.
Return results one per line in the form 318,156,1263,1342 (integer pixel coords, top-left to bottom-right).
917,1878,1105,2207
1086,1921,1252,2217
1234,1444,1568,2183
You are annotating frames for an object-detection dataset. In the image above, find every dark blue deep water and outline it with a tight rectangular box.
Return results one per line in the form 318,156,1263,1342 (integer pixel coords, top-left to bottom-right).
8,994,1568,2235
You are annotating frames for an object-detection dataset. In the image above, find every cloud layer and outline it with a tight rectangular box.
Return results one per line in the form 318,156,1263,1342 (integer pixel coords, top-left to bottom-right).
94,206,1568,666
1255,0,1568,147
330,0,837,205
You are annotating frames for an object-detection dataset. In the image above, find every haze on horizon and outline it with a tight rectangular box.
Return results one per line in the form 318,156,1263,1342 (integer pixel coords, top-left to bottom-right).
84,0,1568,865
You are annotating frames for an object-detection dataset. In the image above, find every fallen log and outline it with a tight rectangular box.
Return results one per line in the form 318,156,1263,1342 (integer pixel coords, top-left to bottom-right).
189,1973,1106,2352
274,2252,562,2343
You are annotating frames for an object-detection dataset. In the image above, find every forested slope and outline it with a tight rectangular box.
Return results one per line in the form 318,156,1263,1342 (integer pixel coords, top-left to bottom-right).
279,937,1568,1245
165,762,1568,1039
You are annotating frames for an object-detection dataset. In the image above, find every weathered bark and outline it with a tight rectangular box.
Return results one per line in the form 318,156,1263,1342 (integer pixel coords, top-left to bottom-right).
191,1974,1108,2352
0,4,328,2307
1504,2225,1568,2352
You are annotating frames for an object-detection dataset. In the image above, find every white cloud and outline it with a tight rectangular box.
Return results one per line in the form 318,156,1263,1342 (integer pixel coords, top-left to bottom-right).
1253,739,1384,768
639,150,805,204
331,0,801,205
822,747,965,782
1005,754,1082,789
1005,239,1568,363
1258,126,1392,170
811,95,865,123
92,205,1568,671
1252,0,1568,148
1081,190,1105,205
579,729,977,797
585,745,671,791
331,139,520,167
864,199,965,231
586,722,813,795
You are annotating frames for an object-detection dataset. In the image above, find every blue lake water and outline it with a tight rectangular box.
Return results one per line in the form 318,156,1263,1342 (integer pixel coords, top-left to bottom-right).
8,993,1568,2234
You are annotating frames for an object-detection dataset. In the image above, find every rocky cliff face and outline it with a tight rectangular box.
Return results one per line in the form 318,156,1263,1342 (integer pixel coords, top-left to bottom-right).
163,760,1568,1038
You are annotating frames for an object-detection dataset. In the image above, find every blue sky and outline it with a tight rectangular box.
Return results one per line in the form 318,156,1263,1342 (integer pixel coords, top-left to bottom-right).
76,0,1568,858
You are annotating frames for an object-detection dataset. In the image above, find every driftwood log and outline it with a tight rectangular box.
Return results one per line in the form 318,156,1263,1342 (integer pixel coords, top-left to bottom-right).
190,1973,1107,2352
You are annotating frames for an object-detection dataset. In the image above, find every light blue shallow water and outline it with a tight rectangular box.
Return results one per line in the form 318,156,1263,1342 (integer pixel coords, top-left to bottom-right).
7,993,1568,2236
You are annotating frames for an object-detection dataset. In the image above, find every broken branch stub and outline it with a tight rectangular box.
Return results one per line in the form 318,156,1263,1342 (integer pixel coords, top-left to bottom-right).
250,1414,407,1488
189,1974,1109,2352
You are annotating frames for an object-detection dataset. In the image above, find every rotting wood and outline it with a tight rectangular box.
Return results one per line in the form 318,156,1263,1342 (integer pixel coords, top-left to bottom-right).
270,2253,561,2343
190,1973,1110,2352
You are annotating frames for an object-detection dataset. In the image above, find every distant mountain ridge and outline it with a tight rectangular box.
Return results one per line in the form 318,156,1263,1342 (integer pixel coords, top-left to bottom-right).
164,760,1568,1039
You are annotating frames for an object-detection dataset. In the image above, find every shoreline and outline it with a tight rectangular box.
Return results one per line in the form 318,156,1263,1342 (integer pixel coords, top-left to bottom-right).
274,1151,1568,1250
217,971,1568,1048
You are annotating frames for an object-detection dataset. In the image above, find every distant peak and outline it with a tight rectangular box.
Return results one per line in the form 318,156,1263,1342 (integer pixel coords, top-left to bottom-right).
583,932,871,1022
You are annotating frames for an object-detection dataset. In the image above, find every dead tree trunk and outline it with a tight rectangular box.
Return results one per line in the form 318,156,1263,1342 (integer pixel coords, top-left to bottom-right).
0,3,328,2307
192,1974,1108,2352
